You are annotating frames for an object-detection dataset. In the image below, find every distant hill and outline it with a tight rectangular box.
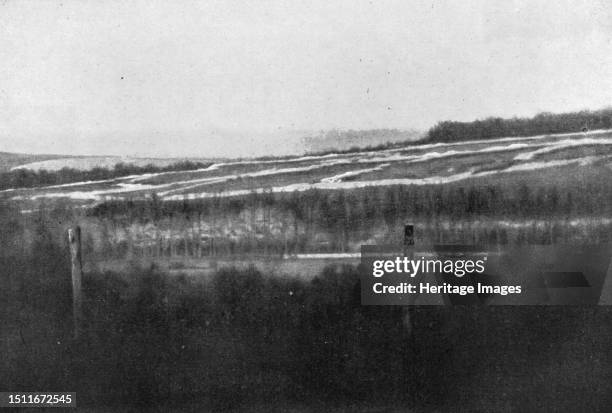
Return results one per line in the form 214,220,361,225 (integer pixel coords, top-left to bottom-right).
300,129,423,154
0,152,69,173
10,155,216,172
2,129,423,172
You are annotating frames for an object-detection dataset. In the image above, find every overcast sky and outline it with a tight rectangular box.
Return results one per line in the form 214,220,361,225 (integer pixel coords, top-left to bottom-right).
1,0,612,157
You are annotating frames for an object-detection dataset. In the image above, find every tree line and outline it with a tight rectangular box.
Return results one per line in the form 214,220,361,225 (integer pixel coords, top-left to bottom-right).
93,182,611,223
86,180,612,258
426,108,612,143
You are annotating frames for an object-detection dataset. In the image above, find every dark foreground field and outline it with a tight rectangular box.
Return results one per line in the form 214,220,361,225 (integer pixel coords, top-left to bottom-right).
2,224,612,412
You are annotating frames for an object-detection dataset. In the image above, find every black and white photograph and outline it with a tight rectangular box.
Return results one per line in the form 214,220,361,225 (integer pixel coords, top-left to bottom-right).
1,1,612,411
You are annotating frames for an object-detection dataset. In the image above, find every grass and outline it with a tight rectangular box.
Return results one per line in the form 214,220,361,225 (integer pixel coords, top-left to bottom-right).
535,143,612,161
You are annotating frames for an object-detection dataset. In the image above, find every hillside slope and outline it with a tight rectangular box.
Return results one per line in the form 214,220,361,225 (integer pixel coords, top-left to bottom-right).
0,152,67,173
3,129,611,206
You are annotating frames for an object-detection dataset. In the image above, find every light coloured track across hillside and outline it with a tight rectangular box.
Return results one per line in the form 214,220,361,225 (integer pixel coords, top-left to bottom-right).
4,130,612,203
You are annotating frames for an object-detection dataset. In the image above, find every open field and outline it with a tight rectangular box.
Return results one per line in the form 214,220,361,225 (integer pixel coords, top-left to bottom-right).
2,130,612,207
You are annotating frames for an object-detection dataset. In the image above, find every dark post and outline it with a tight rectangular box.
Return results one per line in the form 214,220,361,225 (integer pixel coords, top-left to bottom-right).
403,222,416,406
404,223,414,256
68,226,83,339
403,223,415,329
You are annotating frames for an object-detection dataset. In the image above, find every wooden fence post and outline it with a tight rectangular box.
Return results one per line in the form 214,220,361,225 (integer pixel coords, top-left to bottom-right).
404,223,414,256
403,223,415,331
68,226,83,339
403,222,416,407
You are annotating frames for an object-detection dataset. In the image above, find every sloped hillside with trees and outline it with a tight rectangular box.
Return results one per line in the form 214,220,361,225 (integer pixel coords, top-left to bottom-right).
426,108,612,143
